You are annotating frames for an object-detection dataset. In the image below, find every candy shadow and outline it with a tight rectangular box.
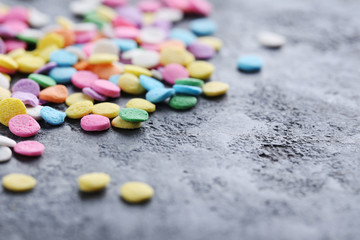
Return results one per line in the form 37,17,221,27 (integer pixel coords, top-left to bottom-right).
3,187,34,195
78,189,107,200
12,153,42,163
237,68,262,74
119,197,152,207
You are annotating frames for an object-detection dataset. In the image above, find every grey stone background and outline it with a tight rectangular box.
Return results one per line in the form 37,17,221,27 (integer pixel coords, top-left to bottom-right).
1,0,360,239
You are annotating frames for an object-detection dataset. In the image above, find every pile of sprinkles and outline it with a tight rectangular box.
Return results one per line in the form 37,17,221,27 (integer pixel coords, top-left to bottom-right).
0,0,287,202
0,0,227,202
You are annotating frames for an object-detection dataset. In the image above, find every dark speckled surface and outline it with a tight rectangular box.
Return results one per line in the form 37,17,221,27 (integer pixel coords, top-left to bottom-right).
1,0,360,239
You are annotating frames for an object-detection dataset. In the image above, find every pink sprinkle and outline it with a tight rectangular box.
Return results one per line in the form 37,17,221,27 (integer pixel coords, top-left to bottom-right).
4,39,26,53
162,63,189,85
0,65,16,74
71,70,99,89
2,20,28,35
4,6,29,22
162,0,190,10
112,16,137,28
9,115,40,137
138,0,162,12
82,42,94,57
75,30,96,44
102,0,129,7
115,27,140,40
14,141,45,157
81,115,110,132
140,43,160,51
91,79,121,98
187,0,213,16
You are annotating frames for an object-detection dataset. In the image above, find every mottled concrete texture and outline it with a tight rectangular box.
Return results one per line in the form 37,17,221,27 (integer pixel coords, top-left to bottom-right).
1,0,360,239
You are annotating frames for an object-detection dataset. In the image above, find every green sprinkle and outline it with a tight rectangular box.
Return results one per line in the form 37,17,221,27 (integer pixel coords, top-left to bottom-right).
119,108,149,122
16,35,38,44
84,12,106,29
175,78,204,87
29,74,56,88
169,95,198,110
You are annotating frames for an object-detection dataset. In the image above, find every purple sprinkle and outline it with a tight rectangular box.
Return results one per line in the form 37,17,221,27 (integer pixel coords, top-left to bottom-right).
11,91,39,107
38,99,48,105
116,6,142,26
188,42,216,60
0,25,15,38
82,87,108,102
152,19,172,32
12,79,40,96
34,62,58,74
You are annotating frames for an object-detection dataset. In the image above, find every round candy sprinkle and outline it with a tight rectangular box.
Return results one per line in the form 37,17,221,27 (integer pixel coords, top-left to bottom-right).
0,87,11,100
26,105,43,120
189,18,217,36
28,73,56,88
258,31,286,48
49,67,77,84
66,93,94,106
187,61,214,80
78,172,111,193
34,61,57,74
146,88,175,103
81,114,110,132
202,81,229,97
0,135,17,147
2,173,37,192
82,87,108,102
0,146,12,162
11,91,39,107
173,85,202,96
66,101,94,119
0,98,27,126
123,64,152,77
14,141,45,157
175,78,204,87
188,42,216,60
40,106,66,126
162,63,189,85
197,36,223,51
170,28,197,46
112,116,141,129
139,75,164,91
119,108,149,122
126,98,156,113
71,70,99,89
9,114,40,137
12,78,40,96
92,102,120,118
39,85,68,103
49,49,78,66
90,79,121,98
169,95,198,110
118,73,145,95
0,73,10,89
120,182,154,203
237,55,264,72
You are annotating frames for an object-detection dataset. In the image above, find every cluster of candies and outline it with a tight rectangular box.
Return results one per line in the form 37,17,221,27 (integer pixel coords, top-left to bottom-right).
0,0,229,199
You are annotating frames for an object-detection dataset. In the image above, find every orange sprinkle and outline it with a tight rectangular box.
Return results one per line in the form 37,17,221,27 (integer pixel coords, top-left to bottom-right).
39,85,68,103
74,60,90,71
86,63,122,79
53,29,76,47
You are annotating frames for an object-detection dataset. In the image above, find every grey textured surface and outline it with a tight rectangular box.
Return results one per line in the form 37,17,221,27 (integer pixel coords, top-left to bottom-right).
1,0,360,239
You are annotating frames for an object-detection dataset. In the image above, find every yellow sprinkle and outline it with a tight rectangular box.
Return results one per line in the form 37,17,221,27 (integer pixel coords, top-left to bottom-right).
124,65,152,77
112,116,142,129
120,182,154,203
37,33,65,50
197,36,223,51
143,12,155,25
0,54,18,71
78,172,110,193
66,93,94,106
96,5,117,21
184,51,195,66
56,16,74,29
0,98,27,126
2,173,37,192
92,102,120,118
126,98,156,113
118,73,146,95
66,100,94,119
16,55,45,73
202,81,229,97
7,48,26,60
160,47,187,66
187,61,215,80
0,87,11,100
89,53,119,64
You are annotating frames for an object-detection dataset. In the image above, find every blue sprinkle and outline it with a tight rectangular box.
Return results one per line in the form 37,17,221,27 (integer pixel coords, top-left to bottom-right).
237,55,264,72
173,85,202,96
169,28,197,46
49,50,78,67
112,39,138,51
146,88,175,103
40,106,66,126
139,75,164,91
189,18,217,36
109,74,121,85
49,67,77,84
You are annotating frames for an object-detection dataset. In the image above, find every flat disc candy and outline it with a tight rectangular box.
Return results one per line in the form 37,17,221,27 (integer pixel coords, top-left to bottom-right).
91,80,121,98
40,106,66,125
188,42,215,60
2,173,37,192
237,55,263,73
14,141,45,156
11,91,39,107
12,78,40,96
0,146,12,162
9,115,40,137
0,98,27,126
29,73,56,88
169,95,198,110
119,108,149,122
120,181,154,203
81,114,110,132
